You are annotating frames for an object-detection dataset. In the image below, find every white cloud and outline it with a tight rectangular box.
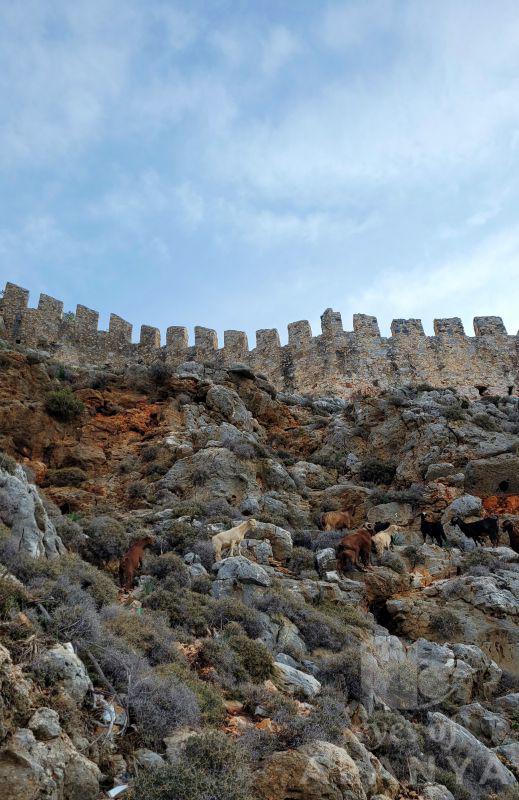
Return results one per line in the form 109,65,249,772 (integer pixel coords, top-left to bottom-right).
351,225,519,335
207,2,519,204
216,201,374,248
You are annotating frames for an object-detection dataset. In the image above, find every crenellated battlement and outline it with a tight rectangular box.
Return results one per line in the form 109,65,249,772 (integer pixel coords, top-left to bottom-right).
1,281,518,397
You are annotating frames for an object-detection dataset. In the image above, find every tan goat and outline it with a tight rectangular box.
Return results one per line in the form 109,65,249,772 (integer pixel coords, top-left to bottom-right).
212,518,258,561
371,524,401,559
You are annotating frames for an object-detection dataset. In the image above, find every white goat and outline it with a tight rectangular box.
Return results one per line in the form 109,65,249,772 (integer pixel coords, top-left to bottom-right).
371,530,393,559
371,524,402,559
212,518,258,561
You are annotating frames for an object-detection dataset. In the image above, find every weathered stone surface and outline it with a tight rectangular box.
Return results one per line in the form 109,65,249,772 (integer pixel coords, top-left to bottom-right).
28,708,61,741
315,547,337,575
449,644,502,698
341,729,399,798
0,465,65,558
272,662,321,698
255,740,365,800
444,493,482,520
455,702,510,745
35,643,93,705
0,727,100,800
424,712,516,797
367,502,414,525
494,742,519,769
421,785,455,800
134,748,166,770
425,462,457,481
495,693,519,712
206,385,254,431
212,556,271,587
464,453,519,495
254,522,293,562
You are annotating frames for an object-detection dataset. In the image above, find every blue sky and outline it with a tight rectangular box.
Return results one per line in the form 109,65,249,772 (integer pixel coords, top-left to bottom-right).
1,0,519,345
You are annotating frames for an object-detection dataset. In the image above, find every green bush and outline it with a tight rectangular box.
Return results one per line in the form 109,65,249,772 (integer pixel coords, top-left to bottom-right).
0,577,30,619
46,467,87,487
209,597,264,639
132,731,252,800
160,662,227,726
318,648,363,699
226,629,273,682
434,769,471,800
53,517,85,552
101,606,184,666
359,459,397,485
45,389,85,421
83,515,129,562
472,412,500,431
144,551,190,586
289,547,316,575
442,405,466,421
0,451,17,474
143,588,213,637
429,609,462,639
127,481,147,500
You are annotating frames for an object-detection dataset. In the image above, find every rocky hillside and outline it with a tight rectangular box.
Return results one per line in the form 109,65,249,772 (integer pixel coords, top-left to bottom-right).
0,338,518,800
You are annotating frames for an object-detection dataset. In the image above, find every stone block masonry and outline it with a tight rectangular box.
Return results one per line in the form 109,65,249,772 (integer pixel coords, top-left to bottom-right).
1,281,518,397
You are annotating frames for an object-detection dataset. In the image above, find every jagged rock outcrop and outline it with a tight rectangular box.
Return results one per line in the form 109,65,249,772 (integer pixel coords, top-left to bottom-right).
0,465,64,558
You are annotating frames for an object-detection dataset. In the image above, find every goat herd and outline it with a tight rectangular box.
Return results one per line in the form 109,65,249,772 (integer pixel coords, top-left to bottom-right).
118,510,519,592
326,509,519,573
208,509,519,575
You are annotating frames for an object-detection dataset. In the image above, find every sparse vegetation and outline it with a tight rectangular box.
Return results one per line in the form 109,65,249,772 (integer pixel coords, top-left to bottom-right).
45,388,85,421
359,458,397,485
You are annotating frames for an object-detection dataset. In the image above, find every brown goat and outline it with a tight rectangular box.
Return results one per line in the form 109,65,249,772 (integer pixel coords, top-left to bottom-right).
321,510,353,532
119,535,154,591
503,520,519,554
336,528,372,572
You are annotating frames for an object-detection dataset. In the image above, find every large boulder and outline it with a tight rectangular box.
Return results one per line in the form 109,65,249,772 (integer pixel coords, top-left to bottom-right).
449,644,502,698
0,465,65,558
272,662,321,699
206,385,253,431
424,712,516,798
34,643,93,705
254,522,293,562
454,702,510,746
0,727,100,800
444,493,482,521
161,446,257,503
367,502,414,526
341,728,399,798
464,453,519,495
289,461,335,490
255,740,366,800
212,556,271,587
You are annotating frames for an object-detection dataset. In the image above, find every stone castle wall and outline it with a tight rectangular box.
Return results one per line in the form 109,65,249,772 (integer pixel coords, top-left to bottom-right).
1,281,518,397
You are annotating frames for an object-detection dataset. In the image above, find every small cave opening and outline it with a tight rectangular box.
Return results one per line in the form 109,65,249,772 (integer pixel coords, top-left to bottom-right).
508,386,514,396
369,599,398,633
498,479,510,493
476,385,488,396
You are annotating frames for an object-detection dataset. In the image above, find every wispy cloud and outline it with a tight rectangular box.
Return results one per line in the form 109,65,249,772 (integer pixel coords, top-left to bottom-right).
352,225,519,335
1,0,518,338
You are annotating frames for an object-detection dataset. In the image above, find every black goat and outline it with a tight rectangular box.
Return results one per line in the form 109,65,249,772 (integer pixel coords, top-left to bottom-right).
502,520,519,553
451,515,499,547
420,512,447,547
373,521,391,533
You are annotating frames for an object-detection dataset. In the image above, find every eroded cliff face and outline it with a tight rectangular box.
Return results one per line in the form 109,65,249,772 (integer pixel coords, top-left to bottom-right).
0,338,518,800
